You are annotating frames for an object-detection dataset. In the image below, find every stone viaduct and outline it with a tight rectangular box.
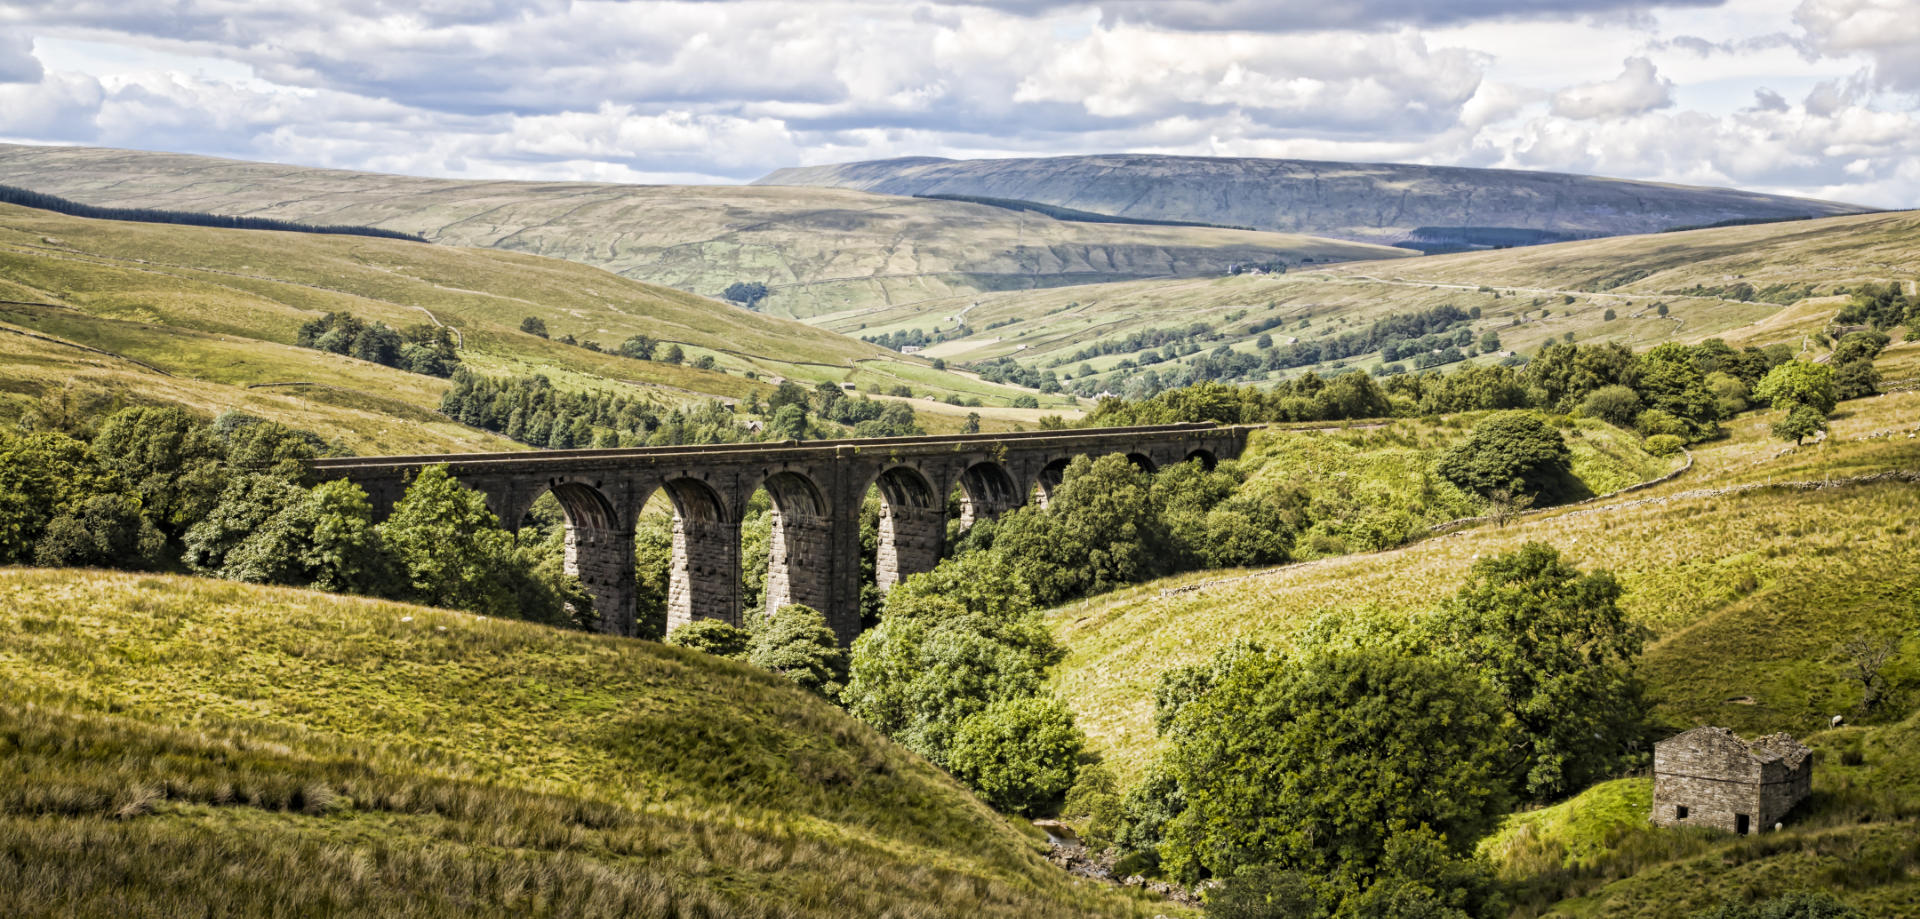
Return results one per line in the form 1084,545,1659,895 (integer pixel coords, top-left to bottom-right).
310,423,1256,644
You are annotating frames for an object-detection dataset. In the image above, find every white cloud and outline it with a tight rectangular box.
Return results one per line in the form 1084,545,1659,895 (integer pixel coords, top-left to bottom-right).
1795,0,1920,92
1012,26,1486,135
1550,56,1676,119
0,33,42,84
0,0,1912,206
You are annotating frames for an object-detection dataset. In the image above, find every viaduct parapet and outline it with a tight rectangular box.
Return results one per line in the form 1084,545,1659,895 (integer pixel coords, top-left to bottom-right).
311,423,1256,645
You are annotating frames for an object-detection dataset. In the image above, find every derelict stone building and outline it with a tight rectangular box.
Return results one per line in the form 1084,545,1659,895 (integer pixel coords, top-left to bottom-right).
1652,727,1812,835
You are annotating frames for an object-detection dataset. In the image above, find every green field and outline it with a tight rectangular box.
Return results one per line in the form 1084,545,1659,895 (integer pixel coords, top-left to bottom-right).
0,200,1084,445
0,569,1176,918
817,209,1920,391
1047,370,1920,785
0,144,1412,322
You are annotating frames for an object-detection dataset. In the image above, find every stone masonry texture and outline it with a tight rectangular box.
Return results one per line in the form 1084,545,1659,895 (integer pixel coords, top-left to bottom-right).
1652,726,1812,834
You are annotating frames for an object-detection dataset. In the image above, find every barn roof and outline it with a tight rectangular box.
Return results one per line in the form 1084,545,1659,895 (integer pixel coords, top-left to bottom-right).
1658,727,1811,770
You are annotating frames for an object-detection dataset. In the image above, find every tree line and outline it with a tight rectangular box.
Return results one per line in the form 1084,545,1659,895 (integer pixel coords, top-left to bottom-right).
0,406,591,627
0,184,428,243
441,372,926,450
863,325,972,352
297,311,461,377
1080,330,1888,449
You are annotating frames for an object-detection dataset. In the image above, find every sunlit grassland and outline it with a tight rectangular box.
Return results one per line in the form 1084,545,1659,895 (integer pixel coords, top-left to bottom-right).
0,569,1175,918
1225,415,1675,553
0,317,516,454
1478,708,1920,917
0,201,1050,413
817,210,1920,385
1048,386,1920,785
0,143,1410,322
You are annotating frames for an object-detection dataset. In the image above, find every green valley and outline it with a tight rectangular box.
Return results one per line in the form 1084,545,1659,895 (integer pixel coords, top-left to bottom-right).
0,144,1412,322
824,209,1920,401
0,199,1080,447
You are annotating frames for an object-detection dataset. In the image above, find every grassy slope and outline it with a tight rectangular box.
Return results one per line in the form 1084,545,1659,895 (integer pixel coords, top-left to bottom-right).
1048,365,1920,785
0,143,1413,322
822,209,1920,381
0,569,1171,918
0,316,515,455
0,200,1078,444
1479,709,1920,917
1232,416,1675,557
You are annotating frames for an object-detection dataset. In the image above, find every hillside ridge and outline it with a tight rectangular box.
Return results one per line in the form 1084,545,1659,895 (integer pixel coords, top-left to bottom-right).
755,153,1873,245
0,143,1411,320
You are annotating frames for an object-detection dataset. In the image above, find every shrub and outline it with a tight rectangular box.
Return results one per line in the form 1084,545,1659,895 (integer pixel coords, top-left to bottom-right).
994,454,1170,605
1579,385,1642,428
1705,371,1751,418
0,431,129,563
1111,763,1185,869
618,335,655,360
1202,492,1305,568
1643,434,1685,457
183,474,307,573
1206,865,1329,919
746,604,846,697
91,405,228,539
946,697,1084,816
221,480,394,596
842,553,1060,766
1691,890,1866,919
1637,342,1719,433
32,494,165,569
375,465,578,624
519,316,549,337
1061,764,1123,848
1434,411,1572,502
1834,359,1881,400
722,281,770,309
1635,408,1690,439
666,619,752,660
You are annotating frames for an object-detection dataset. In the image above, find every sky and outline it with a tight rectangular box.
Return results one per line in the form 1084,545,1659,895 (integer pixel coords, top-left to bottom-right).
0,0,1916,207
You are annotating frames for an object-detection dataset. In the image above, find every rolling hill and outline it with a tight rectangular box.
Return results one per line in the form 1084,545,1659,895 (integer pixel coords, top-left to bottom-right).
0,568,1172,918
756,153,1874,246
1048,377,1920,784
0,144,1411,321
0,198,1089,449
822,208,1920,393
1037,352,1920,912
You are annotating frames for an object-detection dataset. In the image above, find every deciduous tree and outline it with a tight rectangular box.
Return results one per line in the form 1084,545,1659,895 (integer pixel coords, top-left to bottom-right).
1423,543,1649,799
1161,645,1510,882
946,696,1084,816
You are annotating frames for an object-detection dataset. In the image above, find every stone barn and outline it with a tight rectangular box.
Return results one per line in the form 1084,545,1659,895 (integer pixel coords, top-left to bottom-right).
1652,727,1812,835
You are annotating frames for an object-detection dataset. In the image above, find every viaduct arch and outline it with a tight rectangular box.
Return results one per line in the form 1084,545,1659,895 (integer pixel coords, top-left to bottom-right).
311,423,1257,645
